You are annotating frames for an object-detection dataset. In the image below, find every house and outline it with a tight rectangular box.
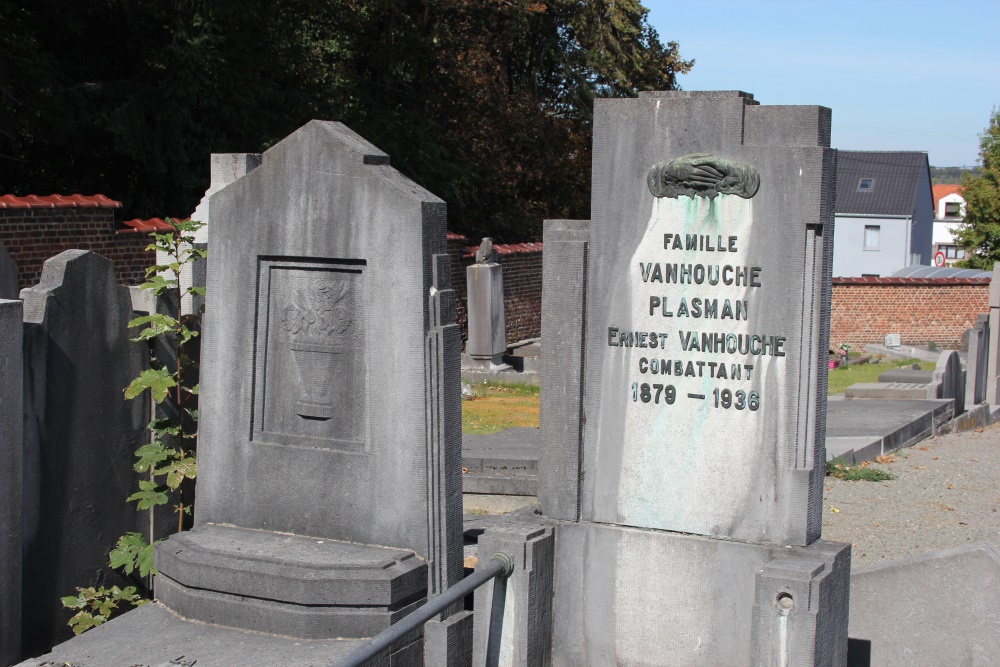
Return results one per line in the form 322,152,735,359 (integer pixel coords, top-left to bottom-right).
831,151,934,277
931,184,967,265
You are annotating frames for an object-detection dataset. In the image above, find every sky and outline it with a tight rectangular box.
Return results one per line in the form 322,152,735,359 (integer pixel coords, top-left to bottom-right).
644,0,1000,167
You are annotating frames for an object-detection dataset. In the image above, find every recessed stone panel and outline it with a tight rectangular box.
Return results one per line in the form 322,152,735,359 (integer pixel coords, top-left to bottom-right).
253,260,367,452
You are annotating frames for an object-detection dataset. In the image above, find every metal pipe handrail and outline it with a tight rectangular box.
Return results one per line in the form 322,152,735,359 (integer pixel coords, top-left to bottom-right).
335,552,514,667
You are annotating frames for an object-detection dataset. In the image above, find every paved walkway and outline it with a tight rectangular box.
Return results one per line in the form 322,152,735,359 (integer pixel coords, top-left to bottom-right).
823,420,1000,565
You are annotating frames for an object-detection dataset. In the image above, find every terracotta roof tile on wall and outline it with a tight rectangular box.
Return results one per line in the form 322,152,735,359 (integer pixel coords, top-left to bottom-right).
0,194,122,209
117,218,177,234
461,241,543,259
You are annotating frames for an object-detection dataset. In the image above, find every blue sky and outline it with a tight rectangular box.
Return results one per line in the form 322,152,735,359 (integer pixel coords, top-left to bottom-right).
644,0,999,167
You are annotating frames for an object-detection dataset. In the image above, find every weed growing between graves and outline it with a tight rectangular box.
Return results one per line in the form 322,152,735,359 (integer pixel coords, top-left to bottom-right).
462,380,540,434
826,458,894,482
62,218,205,634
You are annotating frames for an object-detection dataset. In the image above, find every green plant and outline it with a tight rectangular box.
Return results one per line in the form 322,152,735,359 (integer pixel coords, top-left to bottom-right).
63,218,205,635
826,458,894,482
61,586,147,635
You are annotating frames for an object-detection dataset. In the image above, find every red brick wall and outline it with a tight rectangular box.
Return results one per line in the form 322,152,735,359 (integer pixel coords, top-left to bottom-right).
830,277,990,350
0,209,154,289
446,234,543,344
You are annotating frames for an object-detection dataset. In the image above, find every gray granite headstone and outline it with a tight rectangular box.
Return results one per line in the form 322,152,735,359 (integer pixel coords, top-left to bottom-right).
541,91,850,666
154,122,464,651
19,250,148,655
986,261,1000,405
0,240,17,299
0,299,23,667
964,314,989,407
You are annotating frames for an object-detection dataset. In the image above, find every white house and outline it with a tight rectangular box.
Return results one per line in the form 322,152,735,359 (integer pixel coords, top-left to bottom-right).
931,184,967,265
831,151,934,277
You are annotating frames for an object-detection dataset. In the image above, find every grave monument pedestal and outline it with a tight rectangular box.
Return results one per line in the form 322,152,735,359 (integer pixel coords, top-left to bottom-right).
540,91,851,666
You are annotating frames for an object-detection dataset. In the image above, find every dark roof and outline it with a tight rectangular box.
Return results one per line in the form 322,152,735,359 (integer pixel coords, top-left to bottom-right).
835,151,929,217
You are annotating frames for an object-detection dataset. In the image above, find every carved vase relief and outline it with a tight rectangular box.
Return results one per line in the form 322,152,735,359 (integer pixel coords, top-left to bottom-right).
255,262,365,452
279,279,353,420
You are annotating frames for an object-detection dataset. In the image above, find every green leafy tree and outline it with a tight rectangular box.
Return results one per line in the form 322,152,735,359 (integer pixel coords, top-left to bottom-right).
956,108,1000,269
1,1,690,241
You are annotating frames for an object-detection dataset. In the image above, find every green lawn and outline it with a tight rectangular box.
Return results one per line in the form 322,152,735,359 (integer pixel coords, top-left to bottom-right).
460,359,938,434
827,358,935,395
462,381,540,434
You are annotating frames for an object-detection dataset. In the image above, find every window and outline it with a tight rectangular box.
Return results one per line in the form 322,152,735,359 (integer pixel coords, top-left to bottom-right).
858,178,874,191
944,202,962,218
864,225,880,250
942,245,966,259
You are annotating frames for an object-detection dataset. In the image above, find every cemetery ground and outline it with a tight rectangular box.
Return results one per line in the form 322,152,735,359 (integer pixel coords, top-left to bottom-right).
461,374,1000,565
823,421,1000,563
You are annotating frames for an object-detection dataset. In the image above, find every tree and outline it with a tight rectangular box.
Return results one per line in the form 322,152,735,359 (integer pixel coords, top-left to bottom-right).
956,108,1000,269
0,1,691,241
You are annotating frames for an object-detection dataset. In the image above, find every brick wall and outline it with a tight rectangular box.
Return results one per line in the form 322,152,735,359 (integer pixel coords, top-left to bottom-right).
830,276,990,350
0,209,154,289
447,234,543,344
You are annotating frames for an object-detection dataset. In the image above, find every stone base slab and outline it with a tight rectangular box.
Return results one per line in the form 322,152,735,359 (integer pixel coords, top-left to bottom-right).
551,521,850,667
154,523,427,638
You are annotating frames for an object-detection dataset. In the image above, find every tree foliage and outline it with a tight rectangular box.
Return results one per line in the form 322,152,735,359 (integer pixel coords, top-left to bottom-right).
0,0,690,241
956,108,1000,269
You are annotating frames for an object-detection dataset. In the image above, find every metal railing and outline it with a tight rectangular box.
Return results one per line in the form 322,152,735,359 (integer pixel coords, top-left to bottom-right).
336,552,514,667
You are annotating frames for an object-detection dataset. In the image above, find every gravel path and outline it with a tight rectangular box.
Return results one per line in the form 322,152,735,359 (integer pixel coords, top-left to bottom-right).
822,419,1000,567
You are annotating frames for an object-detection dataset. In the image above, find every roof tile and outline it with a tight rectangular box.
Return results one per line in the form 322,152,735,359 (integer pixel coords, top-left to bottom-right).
0,194,122,209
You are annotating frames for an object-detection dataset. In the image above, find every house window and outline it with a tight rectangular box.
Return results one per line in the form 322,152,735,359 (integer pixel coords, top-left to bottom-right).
864,225,880,250
943,245,966,259
858,178,874,191
944,202,962,218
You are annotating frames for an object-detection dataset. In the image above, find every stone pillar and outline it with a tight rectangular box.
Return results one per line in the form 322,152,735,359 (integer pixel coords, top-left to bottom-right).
466,246,507,367
472,524,554,667
751,541,852,666
538,219,589,520
0,299,23,667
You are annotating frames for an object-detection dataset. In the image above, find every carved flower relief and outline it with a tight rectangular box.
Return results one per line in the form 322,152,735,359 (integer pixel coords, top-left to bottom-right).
279,278,353,339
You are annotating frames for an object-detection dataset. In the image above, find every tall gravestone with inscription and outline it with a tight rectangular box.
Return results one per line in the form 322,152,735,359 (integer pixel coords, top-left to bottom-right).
540,91,850,666
153,121,466,663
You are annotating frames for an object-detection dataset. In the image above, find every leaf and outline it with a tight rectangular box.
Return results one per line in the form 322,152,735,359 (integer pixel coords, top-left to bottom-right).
127,480,169,510
139,274,172,294
134,442,174,473
109,533,148,575
830,507,841,513
157,456,197,490
61,594,87,610
124,367,176,402
68,610,104,635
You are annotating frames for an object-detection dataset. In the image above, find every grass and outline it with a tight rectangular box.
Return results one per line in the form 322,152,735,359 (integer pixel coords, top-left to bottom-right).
462,380,540,435
827,358,936,395
826,458,894,482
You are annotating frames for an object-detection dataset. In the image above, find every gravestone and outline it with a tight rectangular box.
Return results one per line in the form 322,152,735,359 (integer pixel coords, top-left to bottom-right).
0,240,17,298
540,91,850,665
964,314,989,407
466,238,507,366
987,262,1000,405
1,299,23,667
153,122,465,660
20,250,148,656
